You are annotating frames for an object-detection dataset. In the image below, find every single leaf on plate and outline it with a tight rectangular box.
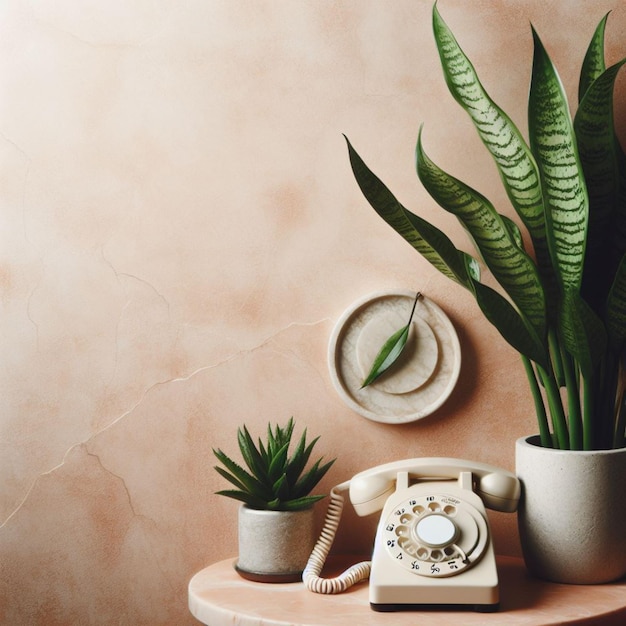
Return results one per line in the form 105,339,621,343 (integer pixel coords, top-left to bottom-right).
361,293,421,388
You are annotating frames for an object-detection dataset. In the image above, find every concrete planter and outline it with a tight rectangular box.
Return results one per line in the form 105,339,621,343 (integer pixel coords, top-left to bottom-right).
516,435,626,584
235,505,316,582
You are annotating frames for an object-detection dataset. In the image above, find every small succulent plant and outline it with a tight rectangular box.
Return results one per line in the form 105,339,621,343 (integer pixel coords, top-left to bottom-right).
213,417,335,511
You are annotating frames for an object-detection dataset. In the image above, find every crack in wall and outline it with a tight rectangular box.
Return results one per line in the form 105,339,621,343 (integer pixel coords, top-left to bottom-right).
85,449,141,519
0,316,332,529
0,131,31,163
84,449,179,595
99,246,175,393
26,283,41,350
100,246,172,315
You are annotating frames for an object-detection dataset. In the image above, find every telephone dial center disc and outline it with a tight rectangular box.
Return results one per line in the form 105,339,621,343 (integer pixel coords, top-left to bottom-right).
382,492,489,578
416,514,458,548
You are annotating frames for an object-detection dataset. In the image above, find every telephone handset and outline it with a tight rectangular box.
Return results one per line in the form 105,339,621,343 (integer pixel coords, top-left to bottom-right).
303,458,520,612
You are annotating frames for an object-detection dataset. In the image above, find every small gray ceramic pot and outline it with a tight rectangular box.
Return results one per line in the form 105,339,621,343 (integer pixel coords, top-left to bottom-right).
235,505,316,582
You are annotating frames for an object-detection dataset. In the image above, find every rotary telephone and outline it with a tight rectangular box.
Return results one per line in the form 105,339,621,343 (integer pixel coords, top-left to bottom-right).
303,458,520,612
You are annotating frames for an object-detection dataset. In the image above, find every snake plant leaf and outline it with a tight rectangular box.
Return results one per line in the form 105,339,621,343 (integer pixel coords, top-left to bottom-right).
469,277,548,367
416,130,547,340
578,13,609,102
501,215,524,249
345,136,476,289
607,253,626,348
575,58,626,312
576,59,626,228
529,25,589,294
361,292,421,388
462,248,481,281
347,135,546,366
559,288,607,378
431,4,555,305
404,209,482,284
576,13,626,369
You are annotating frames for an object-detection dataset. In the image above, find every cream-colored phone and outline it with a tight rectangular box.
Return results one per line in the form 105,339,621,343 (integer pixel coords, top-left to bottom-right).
303,458,520,612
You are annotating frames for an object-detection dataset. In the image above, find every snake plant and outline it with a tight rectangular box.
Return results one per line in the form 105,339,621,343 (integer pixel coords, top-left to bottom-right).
346,4,626,450
213,418,335,511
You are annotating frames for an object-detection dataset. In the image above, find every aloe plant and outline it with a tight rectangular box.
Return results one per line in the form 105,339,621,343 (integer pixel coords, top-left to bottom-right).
345,4,626,450
213,418,335,511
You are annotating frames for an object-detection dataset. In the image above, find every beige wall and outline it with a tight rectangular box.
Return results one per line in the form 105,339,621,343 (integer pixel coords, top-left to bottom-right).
1,1,625,623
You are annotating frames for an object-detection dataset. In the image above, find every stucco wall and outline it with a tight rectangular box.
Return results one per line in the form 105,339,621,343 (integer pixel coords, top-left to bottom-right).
1,1,625,623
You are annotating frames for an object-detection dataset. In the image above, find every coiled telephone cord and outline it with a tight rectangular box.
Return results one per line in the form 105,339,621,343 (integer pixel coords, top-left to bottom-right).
302,482,371,594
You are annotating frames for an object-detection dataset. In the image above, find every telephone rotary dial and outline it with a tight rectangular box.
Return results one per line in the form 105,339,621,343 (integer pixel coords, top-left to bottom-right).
381,491,489,578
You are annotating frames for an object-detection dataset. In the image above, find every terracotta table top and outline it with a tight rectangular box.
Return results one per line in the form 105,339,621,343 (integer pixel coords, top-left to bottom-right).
188,556,626,625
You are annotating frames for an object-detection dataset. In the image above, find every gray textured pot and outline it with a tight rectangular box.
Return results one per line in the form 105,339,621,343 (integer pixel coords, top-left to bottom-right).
516,435,626,584
235,505,316,582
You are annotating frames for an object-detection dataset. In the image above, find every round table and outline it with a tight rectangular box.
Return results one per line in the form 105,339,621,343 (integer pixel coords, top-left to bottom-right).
188,556,626,625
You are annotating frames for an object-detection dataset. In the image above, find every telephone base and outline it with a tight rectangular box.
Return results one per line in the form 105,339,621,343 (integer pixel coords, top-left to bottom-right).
371,601,499,613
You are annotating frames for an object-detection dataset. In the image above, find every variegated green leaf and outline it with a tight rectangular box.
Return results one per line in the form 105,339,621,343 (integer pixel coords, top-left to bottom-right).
559,288,607,377
346,135,547,366
470,278,548,367
345,136,476,288
432,5,555,297
529,26,589,293
417,130,547,339
575,61,624,212
501,215,524,249
578,13,609,103
575,58,626,311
